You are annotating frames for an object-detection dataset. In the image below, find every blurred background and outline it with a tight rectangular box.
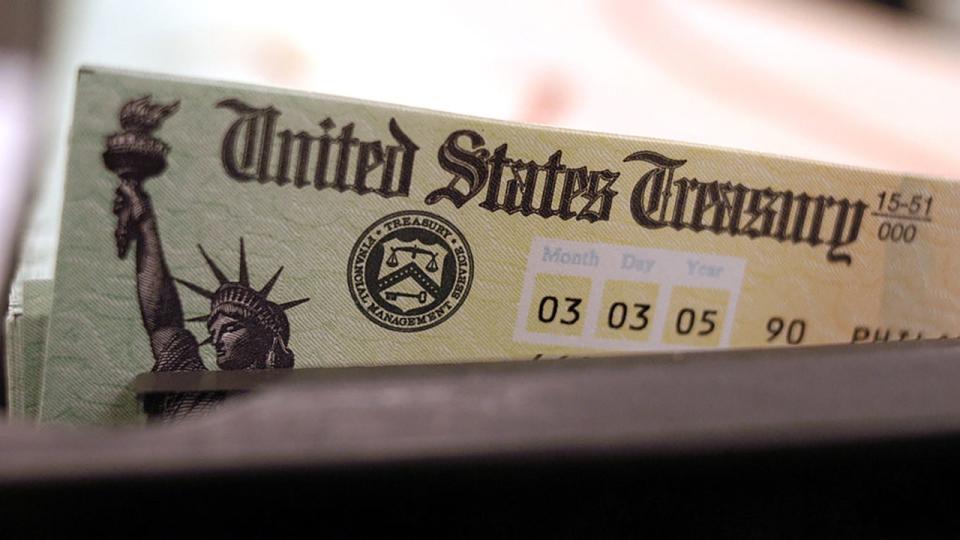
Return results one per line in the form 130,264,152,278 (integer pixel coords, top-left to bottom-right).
1,0,959,294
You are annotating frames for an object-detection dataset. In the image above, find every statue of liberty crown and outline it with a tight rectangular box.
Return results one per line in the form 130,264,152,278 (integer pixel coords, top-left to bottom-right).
175,239,309,347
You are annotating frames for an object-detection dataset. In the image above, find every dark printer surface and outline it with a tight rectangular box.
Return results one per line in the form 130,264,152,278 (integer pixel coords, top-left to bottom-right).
2,340,960,537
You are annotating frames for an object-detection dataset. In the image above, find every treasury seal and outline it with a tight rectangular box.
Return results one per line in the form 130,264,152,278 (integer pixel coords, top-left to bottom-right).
347,211,474,332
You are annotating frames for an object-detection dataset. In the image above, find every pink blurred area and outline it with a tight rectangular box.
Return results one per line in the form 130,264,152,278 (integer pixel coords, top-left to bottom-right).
513,0,960,177
1,0,959,284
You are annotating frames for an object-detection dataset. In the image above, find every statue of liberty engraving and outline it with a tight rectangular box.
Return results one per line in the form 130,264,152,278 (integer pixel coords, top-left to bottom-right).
104,96,309,421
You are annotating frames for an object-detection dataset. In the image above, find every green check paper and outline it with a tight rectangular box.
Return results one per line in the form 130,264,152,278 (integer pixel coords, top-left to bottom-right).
5,280,52,421
37,67,960,424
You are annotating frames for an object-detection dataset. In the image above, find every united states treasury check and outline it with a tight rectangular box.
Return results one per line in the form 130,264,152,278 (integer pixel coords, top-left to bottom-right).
39,67,960,423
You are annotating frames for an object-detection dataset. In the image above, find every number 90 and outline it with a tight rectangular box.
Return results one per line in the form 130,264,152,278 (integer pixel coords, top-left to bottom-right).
767,317,805,344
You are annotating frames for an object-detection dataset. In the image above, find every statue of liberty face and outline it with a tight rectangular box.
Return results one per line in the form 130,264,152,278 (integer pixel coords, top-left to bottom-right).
178,240,309,369
207,311,273,370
